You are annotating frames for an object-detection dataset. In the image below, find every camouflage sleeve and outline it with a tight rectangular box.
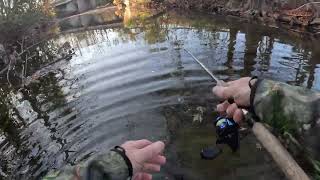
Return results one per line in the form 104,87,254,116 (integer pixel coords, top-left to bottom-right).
252,79,320,174
43,151,130,180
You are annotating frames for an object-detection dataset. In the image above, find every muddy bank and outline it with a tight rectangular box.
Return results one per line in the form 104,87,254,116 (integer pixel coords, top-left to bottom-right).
165,0,320,36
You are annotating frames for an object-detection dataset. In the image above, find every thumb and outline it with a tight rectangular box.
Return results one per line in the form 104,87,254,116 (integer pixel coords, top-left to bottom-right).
212,85,234,100
137,141,165,162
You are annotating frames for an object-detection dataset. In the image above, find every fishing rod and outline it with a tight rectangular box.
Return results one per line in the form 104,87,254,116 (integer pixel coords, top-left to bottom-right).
184,48,310,180
184,49,224,85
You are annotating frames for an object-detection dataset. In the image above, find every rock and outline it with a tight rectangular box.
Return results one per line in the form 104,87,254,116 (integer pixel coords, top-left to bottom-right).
310,18,320,25
11,92,38,124
15,100,38,124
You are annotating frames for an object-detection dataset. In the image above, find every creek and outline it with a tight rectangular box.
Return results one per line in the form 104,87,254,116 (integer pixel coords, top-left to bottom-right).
1,7,320,179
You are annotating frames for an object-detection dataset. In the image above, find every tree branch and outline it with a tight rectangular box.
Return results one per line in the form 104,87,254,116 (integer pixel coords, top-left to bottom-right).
294,2,320,11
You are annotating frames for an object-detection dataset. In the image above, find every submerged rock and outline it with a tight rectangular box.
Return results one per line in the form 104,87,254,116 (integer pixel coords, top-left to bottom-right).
10,92,38,124
15,101,38,124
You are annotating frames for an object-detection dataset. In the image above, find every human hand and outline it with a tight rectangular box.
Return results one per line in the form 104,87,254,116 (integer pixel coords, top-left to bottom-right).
121,140,166,180
212,77,256,124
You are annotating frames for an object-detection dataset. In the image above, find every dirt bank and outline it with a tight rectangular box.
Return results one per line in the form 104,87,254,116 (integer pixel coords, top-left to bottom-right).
165,0,320,36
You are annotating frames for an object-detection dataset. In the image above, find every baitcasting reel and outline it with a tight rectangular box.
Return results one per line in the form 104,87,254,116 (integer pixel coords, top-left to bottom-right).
200,116,240,160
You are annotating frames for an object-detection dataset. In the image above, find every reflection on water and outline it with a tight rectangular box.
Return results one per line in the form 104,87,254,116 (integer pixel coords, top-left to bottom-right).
59,7,122,32
1,9,320,179
54,0,112,17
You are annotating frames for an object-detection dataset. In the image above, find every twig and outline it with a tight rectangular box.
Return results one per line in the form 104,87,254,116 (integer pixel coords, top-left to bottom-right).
25,54,36,61
23,53,36,77
21,64,25,86
0,65,9,75
21,37,25,55
25,55,28,77
293,2,320,11
6,64,12,87
17,38,48,57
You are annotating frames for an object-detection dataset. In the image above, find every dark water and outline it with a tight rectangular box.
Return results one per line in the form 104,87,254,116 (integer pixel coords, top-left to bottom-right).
1,9,320,180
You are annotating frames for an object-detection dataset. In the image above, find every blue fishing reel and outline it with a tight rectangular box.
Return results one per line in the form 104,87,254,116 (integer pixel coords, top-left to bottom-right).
215,116,239,152
201,116,240,160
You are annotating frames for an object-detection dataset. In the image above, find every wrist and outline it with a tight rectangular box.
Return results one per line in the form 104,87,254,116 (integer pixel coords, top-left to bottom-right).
111,146,133,178
249,77,258,89
249,77,262,118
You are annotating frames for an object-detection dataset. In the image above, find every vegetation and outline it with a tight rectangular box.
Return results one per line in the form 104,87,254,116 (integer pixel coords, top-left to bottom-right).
0,0,54,45
0,1,64,87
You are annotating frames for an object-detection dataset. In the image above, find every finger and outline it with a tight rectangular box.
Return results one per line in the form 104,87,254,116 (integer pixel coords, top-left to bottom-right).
212,86,234,100
133,173,152,180
233,109,244,124
226,103,238,118
133,173,141,180
148,155,166,165
137,141,165,162
141,173,152,180
131,139,153,149
216,101,230,114
142,163,161,173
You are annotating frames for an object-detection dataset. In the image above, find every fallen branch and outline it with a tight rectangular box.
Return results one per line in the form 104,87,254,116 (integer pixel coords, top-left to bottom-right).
293,2,320,11
253,122,310,180
6,64,12,87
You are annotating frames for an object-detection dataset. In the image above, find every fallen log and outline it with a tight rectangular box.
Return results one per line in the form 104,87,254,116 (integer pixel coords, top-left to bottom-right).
243,109,310,180
252,122,310,180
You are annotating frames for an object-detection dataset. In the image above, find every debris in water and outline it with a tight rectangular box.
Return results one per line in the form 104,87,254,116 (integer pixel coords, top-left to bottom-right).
193,106,205,123
256,143,263,150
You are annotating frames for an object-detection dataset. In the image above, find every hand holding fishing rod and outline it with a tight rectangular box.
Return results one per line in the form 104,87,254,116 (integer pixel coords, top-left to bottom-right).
184,48,310,180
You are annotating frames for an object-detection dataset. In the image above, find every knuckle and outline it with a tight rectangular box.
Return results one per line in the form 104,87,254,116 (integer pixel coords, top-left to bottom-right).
126,141,134,145
221,90,228,98
231,103,237,108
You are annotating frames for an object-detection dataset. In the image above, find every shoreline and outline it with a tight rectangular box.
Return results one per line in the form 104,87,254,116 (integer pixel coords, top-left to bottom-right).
163,0,320,38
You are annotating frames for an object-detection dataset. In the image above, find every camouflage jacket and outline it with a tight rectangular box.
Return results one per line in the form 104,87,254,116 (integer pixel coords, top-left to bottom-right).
253,79,320,175
43,151,130,180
